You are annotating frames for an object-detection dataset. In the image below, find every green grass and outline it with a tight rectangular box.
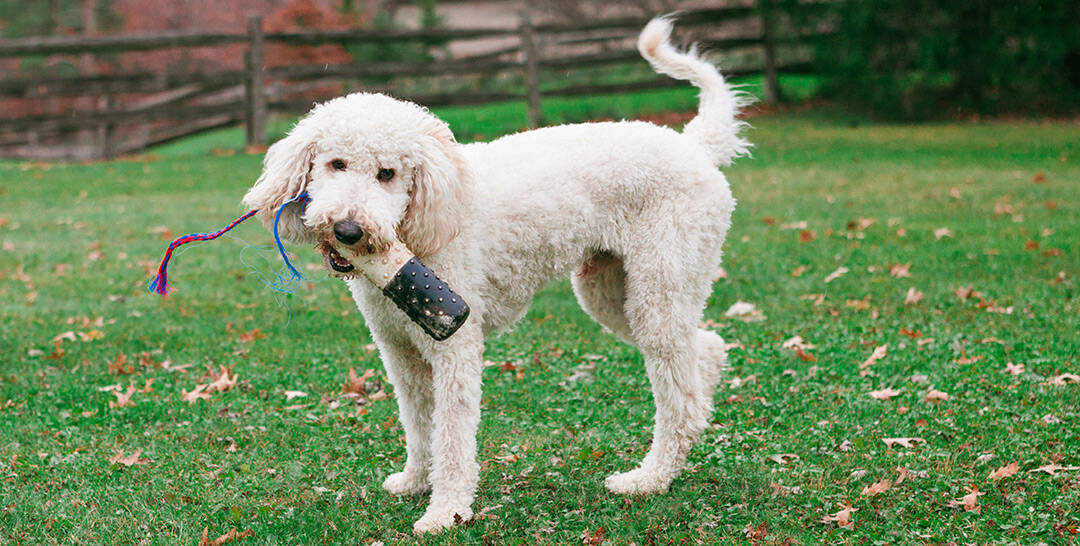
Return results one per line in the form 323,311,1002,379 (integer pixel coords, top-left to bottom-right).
1,100,1077,544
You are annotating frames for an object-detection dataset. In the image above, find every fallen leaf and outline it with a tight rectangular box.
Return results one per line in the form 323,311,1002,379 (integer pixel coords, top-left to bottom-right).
238,328,265,343
1046,373,1080,386
895,466,911,484
861,479,892,497
744,521,769,541
1003,363,1024,375
791,265,809,277
898,327,923,339
138,379,156,394
904,287,924,305
821,502,857,529
1027,463,1080,475
199,527,253,546
795,347,817,362
581,527,606,545
988,462,1019,480
109,381,137,409
342,367,375,395
889,263,912,278
781,335,816,351
859,345,888,374
882,437,925,449
107,352,135,375
767,453,800,465
824,266,849,283
284,390,307,400
924,389,949,403
934,227,953,239
724,301,765,322
109,449,148,467
182,384,212,404
948,486,984,513
206,365,237,393
869,388,901,400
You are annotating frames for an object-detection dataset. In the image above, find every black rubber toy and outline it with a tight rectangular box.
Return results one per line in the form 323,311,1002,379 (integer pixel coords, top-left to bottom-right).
382,257,470,341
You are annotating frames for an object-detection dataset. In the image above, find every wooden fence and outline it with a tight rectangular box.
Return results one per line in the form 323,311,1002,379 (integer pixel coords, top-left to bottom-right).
0,5,823,160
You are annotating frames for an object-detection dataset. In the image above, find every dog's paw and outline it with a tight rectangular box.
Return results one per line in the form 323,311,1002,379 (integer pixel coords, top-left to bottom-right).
382,471,431,496
413,505,473,534
603,468,671,495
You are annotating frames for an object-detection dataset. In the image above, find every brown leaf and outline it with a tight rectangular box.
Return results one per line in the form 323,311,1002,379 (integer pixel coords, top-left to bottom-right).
924,389,950,403
744,521,769,540
799,230,816,242
859,345,888,374
791,265,809,277
767,453,800,465
882,437,925,449
238,328,265,343
182,384,212,404
342,367,375,395
109,381,137,409
889,263,912,278
1046,373,1080,386
107,352,135,375
869,388,901,401
1003,362,1025,375
904,287,924,305
933,227,953,239
861,479,892,497
988,462,1020,480
206,365,237,393
895,466,911,485
795,347,817,362
898,327,923,339
138,378,156,394
821,502,857,529
824,267,849,283
109,448,148,467
199,527,253,546
581,527,606,545
948,486,984,513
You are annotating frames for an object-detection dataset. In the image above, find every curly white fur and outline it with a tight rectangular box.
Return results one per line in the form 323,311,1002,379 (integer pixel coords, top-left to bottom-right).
243,16,746,534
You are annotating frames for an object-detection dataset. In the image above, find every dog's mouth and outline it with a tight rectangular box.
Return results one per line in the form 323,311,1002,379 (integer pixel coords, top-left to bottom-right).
323,246,355,274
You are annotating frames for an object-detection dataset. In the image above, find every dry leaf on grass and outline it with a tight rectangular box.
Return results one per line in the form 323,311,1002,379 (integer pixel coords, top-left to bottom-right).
861,479,892,497
1046,373,1080,386
824,266,849,283
199,527,253,546
869,388,901,400
821,502,857,529
988,462,1020,480
924,389,950,403
934,227,953,239
882,437,925,449
182,384,212,404
206,365,237,393
781,336,815,351
904,287,924,305
238,329,265,343
1003,363,1025,375
107,352,135,375
724,301,765,322
889,263,912,278
1027,463,1080,475
284,390,307,401
767,453,800,465
342,367,375,395
109,381,137,409
859,345,888,376
948,486,984,513
109,449,148,467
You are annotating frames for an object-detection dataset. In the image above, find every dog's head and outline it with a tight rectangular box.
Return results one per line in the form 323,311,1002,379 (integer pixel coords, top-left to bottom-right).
242,93,471,277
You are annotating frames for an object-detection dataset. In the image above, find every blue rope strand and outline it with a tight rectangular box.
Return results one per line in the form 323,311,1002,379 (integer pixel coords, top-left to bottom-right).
272,191,311,283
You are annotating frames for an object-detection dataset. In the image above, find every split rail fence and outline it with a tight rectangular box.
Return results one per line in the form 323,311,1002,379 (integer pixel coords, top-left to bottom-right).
0,4,826,160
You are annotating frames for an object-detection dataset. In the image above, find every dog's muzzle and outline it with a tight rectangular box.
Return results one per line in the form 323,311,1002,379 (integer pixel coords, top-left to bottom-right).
355,241,470,341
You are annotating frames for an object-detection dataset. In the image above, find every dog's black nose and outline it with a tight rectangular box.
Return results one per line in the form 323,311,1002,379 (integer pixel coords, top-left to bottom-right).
333,220,364,245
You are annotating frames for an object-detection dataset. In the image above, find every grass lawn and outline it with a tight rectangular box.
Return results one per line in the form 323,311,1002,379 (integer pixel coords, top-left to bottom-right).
0,96,1077,544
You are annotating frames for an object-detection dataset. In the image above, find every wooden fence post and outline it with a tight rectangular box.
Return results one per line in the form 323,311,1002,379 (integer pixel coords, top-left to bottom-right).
760,0,779,105
518,11,544,128
246,15,267,147
100,94,116,158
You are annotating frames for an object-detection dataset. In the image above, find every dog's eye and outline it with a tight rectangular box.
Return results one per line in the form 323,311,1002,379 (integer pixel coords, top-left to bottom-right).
330,159,347,171
376,168,395,183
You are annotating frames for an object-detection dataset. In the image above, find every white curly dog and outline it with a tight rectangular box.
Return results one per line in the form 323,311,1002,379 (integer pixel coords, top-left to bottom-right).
243,17,749,534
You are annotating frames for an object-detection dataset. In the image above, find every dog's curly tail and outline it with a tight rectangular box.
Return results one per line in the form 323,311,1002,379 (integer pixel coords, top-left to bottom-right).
638,16,752,167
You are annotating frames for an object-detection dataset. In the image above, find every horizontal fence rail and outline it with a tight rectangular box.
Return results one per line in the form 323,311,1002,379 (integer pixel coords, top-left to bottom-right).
0,4,828,160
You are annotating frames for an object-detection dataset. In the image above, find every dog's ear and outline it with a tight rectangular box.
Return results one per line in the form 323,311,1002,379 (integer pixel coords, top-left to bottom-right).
242,125,317,244
398,117,472,258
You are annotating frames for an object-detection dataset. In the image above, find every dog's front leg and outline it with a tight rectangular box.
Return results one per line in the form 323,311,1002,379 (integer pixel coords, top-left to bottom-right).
410,324,484,534
379,343,434,496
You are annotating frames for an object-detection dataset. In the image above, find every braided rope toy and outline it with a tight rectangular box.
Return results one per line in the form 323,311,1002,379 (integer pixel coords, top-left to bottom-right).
147,192,310,295
147,191,470,340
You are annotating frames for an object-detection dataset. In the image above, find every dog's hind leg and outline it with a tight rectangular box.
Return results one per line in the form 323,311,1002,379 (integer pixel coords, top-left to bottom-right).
600,250,723,494
572,251,634,343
